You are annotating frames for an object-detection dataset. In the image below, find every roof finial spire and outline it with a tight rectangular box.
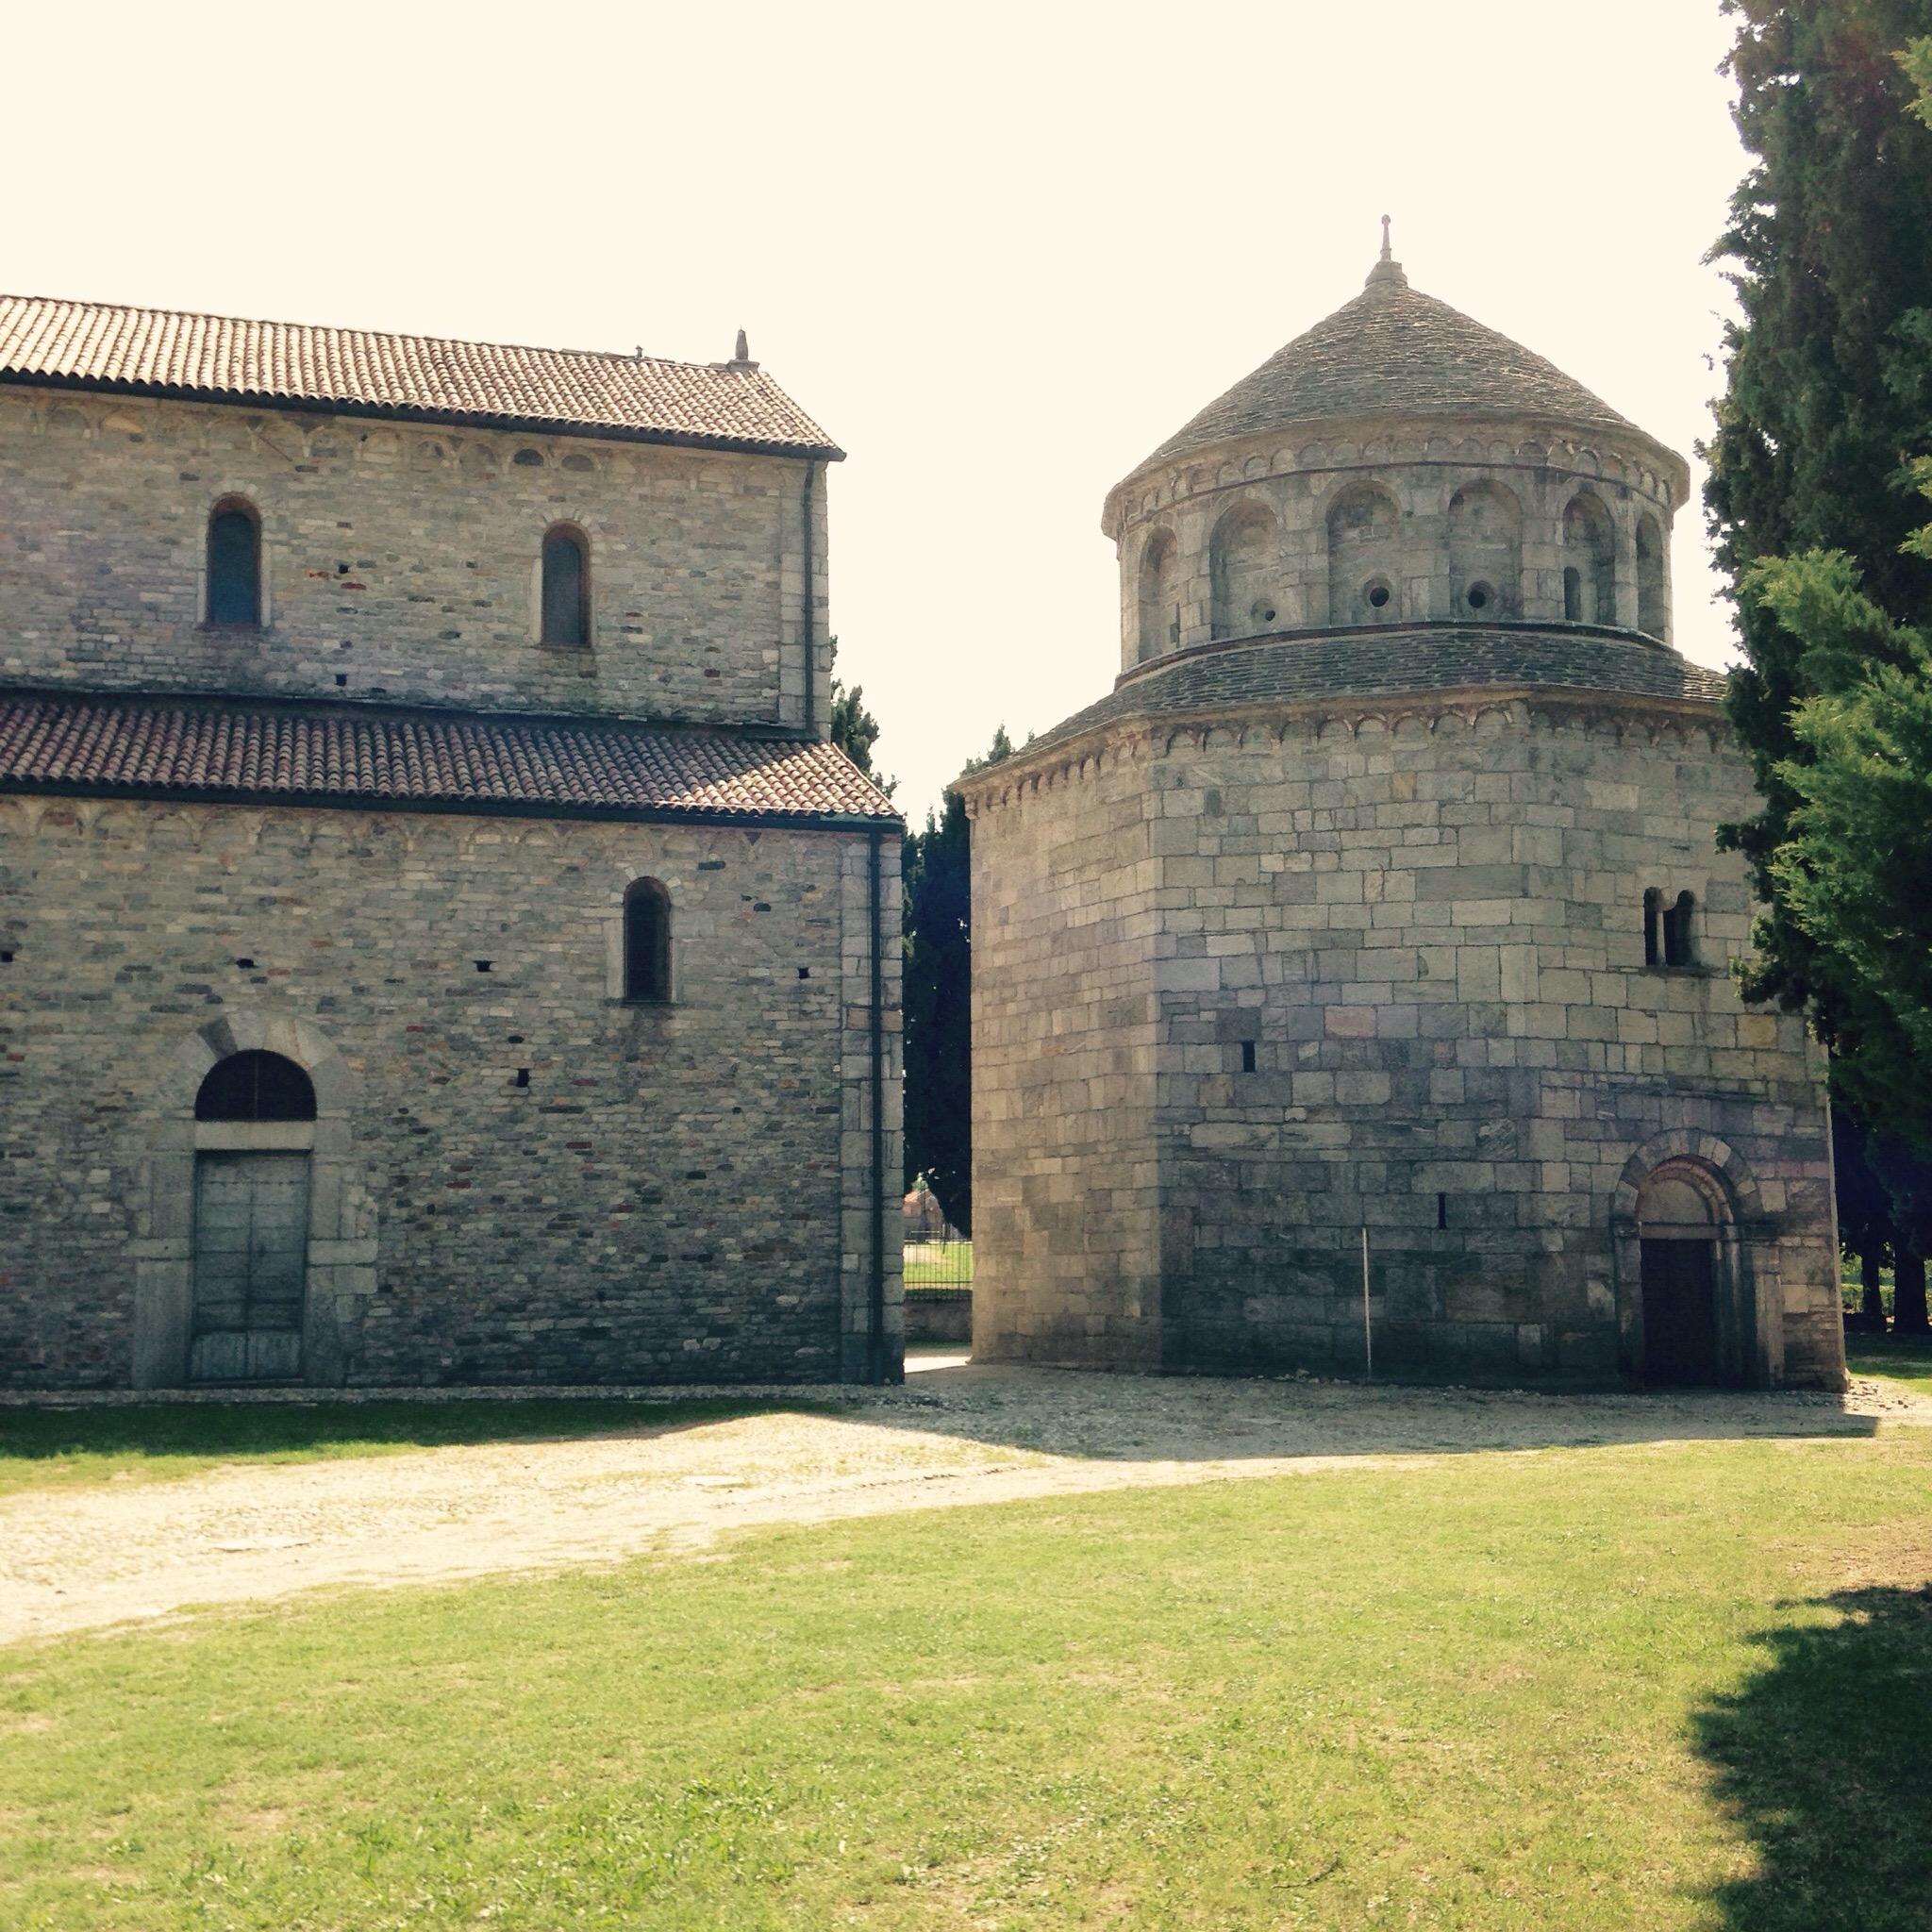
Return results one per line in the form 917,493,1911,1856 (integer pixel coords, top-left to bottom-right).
1365,214,1407,292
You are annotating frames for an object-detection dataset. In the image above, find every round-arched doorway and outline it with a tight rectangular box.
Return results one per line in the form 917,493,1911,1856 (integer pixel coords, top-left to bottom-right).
189,1049,317,1384
1637,1167,1722,1386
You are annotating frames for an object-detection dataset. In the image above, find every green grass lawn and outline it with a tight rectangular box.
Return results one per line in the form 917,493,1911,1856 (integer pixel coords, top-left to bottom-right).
1846,1338,1932,1392
904,1240,972,1289
5,1430,1931,1929
0,1398,802,1499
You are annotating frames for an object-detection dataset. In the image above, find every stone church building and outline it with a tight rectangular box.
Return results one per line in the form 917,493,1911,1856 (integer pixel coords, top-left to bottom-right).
0,293,903,1391
958,233,1845,1390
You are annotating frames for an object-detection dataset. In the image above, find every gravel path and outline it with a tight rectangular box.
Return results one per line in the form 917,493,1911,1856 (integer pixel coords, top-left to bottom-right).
5,1357,1927,1644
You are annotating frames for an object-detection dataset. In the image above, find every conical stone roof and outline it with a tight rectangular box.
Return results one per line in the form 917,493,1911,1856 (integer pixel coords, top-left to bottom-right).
1127,244,1660,485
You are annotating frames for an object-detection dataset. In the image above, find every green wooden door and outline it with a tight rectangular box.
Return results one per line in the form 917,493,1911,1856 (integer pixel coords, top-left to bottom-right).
190,1153,310,1383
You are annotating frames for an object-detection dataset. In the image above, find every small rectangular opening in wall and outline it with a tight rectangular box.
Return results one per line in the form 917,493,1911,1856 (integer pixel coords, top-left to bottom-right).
475,960,491,973
1438,1192,1448,1230
798,966,810,980
514,1068,529,1088
0,950,14,963
235,958,255,970
1241,1041,1257,1073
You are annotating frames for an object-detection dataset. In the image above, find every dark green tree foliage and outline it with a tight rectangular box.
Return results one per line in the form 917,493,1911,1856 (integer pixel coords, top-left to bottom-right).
1706,4,1932,1068
901,728,1013,1233
826,638,893,795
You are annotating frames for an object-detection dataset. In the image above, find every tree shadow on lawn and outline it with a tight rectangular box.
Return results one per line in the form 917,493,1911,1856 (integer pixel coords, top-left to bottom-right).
1695,1584,1932,1932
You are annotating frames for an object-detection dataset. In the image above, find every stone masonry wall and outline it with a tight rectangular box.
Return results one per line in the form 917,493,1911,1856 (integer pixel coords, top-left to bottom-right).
0,794,900,1389
0,386,830,732
966,698,1843,1390
968,753,1162,1367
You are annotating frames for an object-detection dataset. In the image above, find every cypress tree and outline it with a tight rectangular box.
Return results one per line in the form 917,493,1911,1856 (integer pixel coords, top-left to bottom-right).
901,727,1012,1234
1707,2,1932,1059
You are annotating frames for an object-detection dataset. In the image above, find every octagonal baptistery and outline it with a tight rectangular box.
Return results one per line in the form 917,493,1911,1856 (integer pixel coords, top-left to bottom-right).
955,236,1845,1391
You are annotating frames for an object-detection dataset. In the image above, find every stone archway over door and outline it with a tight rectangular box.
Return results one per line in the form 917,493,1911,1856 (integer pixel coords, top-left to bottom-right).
131,1015,374,1390
1611,1133,1778,1389
1638,1171,1720,1385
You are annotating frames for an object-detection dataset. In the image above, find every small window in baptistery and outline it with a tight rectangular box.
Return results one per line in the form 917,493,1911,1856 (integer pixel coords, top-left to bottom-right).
1465,580,1494,613
1364,578,1392,613
1250,598,1278,628
1643,888,1662,968
206,498,262,627
1563,566,1583,623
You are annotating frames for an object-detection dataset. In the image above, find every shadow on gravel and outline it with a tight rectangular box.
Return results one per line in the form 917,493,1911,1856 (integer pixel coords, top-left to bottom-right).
1694,1584,1932,1932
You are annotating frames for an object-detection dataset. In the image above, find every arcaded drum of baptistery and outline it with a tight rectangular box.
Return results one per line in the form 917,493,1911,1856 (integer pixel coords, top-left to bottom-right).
957,233,1844,1391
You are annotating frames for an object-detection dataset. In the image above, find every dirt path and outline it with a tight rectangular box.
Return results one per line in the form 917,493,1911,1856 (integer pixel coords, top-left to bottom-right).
5,1359,1927,1644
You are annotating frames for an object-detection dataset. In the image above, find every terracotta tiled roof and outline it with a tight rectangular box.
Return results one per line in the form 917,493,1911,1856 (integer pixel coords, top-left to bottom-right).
0,293,841,458
1122,258,1679,490
958,626,1729,780
0,691,897,824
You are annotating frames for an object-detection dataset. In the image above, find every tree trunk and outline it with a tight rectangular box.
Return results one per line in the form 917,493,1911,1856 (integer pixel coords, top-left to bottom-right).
1894,1250,1930,1336
1862,1247,1888,1328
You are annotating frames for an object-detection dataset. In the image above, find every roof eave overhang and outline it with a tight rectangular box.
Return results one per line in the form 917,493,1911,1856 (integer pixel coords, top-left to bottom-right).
0,774,896,832
0,369,846,463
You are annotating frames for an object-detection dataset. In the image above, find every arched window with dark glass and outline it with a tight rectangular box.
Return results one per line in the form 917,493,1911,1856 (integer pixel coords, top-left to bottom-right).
207,499,261,626
195,1050,317,1122
624,877,671,1002
1643,888,1662,968
541,524,590,646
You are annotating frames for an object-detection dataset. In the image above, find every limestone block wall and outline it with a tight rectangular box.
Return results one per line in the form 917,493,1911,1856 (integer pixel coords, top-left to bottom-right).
968,752,1162,1367
0,795,900,1389
965,698,1843,1390
1110,415,1678,666
0,386,829,731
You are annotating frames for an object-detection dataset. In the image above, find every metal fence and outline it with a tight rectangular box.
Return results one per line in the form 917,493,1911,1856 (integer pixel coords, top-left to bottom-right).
904,1225,972,1303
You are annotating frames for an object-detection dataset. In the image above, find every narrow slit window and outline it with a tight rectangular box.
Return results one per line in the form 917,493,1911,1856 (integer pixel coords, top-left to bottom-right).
1664,891,1695,968
1643,888,1662,968
541,525,590,646
624,877,671,1002
207,500,261,626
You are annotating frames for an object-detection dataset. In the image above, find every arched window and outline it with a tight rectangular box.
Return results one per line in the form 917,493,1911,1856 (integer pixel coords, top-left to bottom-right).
1664,891,1695,968
1447,479,1522,619
541,525,590,646
1636,514,1666,639
1208,503,1278,641
1643,888,1662,968
1324,482,1403,624
624,877,672,1002
1561,492,1616,624
195,1049,317,1122
207,499,261,627
1137,528,1178,664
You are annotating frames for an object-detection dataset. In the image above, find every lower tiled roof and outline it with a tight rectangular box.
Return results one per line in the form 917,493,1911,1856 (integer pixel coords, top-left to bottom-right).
0,691,898,824
977,625,1729,774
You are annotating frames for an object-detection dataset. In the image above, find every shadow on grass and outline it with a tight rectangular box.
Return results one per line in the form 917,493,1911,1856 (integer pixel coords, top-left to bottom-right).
1694,1585,1932,1931
0,1396,822,1484
1846,1336,1932,1391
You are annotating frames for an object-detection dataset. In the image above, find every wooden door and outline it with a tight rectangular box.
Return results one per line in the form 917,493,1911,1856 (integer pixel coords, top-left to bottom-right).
190,1153,310,1383
1640,1238,1719,1386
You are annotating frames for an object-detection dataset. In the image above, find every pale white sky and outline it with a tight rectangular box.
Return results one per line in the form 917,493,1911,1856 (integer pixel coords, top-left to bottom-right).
8,1,1747,817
